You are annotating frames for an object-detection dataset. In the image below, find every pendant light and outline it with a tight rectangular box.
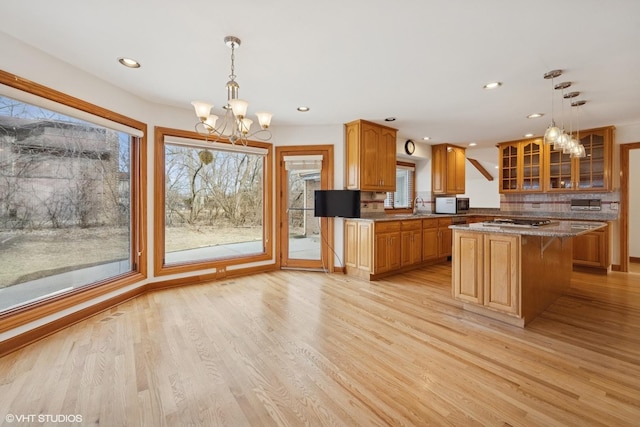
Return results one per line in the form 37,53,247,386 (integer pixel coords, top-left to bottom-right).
543,69,562,145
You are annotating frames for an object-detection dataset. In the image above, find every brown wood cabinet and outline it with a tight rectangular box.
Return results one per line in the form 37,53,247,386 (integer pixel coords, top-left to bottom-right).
498,126,614,194
573,223,610,270
422,218,452,261
498,139,543,193
374,222,401,273
421,218,440,261
400,220,422,267
432,144,466,195
438,218,453,258
452,231,484,305
345,119,397,192
483,233,520,315
544,126,614,192
453,231,520,317
344,220,373,273
345,217,452,280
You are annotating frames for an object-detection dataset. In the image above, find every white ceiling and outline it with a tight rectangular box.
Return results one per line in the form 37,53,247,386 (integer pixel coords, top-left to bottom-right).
2,0,640,147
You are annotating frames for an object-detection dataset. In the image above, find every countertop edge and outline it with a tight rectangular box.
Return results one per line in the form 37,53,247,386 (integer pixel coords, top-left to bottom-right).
448,220,608,237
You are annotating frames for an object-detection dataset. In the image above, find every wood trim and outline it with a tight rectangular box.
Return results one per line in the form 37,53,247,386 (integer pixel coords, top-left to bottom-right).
146,263,276,292
0,69,148,333
153,127,274,277
0,284,144,358
0,70,146,131
620,142,640,272
631,257,640,263
467,157,494,181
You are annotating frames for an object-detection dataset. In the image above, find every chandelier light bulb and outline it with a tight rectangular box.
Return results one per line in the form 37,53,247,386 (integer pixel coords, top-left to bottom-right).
256,112,272,129
229,99,249,119
191,101,213,121
204,115,218,129
240,118,253,135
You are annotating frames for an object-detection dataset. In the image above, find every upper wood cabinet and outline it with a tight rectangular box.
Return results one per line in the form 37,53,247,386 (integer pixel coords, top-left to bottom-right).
498,126,614,194
498,139,543,193
544,126,614,192
345,119,397,192
432,144,466,195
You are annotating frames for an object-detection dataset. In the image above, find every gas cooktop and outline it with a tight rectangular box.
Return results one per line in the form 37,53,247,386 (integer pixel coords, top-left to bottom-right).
482,218,559,228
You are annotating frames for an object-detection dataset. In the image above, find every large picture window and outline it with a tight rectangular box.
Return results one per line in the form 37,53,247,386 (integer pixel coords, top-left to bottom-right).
0,92,145,314
155,129,272,275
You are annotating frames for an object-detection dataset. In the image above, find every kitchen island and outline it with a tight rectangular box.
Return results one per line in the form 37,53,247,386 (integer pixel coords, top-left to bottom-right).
449,220,607,327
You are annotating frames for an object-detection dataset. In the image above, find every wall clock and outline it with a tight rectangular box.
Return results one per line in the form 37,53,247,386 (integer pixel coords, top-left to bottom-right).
404,139,415,155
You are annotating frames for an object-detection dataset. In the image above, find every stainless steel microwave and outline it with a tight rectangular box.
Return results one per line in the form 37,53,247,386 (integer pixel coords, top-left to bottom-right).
434,196,469,214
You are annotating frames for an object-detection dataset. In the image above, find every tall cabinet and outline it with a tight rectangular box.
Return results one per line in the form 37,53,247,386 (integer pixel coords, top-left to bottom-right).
345,119,397,192
498,139,543,193
432,144,466,194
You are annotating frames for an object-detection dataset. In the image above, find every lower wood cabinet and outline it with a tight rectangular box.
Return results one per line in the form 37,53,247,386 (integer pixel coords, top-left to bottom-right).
422,218,453,261
344,220,373,273
374,221,401,274
345,218,451,280
400,220,422,267
453,231,520,316
572,224,610,270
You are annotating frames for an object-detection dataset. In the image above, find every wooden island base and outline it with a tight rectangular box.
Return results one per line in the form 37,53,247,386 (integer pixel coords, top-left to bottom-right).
453,230,573,327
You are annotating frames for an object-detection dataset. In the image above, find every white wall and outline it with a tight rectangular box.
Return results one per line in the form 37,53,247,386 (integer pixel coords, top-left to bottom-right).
461,146,500,208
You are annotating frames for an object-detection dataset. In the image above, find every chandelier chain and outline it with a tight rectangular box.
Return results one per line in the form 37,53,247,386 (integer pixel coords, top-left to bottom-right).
229,43,236,82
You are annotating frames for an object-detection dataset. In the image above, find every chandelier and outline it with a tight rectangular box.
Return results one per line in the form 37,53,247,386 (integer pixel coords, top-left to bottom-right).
191,36,272,146
542,69,585,158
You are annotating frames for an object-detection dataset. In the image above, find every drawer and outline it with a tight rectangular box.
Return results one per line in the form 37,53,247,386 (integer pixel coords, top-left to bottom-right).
401,220,422,231
375,221,401,233
422,218,439,229
438,218,453,227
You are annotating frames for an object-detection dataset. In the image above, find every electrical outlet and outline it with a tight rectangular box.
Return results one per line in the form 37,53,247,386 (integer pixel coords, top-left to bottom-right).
610,202,619,211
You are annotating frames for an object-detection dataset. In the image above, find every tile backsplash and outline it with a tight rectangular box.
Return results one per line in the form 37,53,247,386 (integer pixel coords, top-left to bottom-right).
500,191,620,218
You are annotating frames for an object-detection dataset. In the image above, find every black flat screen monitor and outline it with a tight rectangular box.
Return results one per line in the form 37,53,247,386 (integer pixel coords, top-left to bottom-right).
314,190,361,218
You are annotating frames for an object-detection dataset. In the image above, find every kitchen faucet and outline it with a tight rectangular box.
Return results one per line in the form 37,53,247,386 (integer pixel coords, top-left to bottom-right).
413,196,424,214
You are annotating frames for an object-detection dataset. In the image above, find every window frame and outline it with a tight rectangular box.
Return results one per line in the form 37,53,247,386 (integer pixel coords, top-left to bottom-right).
153,126,273,277
384,160,416,214
0,70,147,333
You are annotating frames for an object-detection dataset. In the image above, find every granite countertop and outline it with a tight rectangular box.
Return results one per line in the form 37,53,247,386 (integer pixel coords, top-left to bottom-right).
352,210,615,223
351,213,465,222
449,220,608,237
466,209,618,221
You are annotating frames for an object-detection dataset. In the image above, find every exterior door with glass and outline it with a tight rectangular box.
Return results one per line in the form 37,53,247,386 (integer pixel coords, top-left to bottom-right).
277,146,333,270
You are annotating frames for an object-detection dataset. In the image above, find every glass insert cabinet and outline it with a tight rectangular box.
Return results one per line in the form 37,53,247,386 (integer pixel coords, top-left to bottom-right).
498,126,614,194
499,139,543,193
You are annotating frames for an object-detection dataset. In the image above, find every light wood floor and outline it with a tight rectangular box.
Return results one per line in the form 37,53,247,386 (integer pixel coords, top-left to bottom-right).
1,264,639,426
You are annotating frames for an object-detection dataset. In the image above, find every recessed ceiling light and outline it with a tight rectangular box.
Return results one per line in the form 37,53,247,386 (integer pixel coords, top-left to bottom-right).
422,136,431,141
483,81,502,90
526,113,544,119
468,142,477,147
524,133,534,138
297,106,310,112
384,117,396,122
118,57,141,68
